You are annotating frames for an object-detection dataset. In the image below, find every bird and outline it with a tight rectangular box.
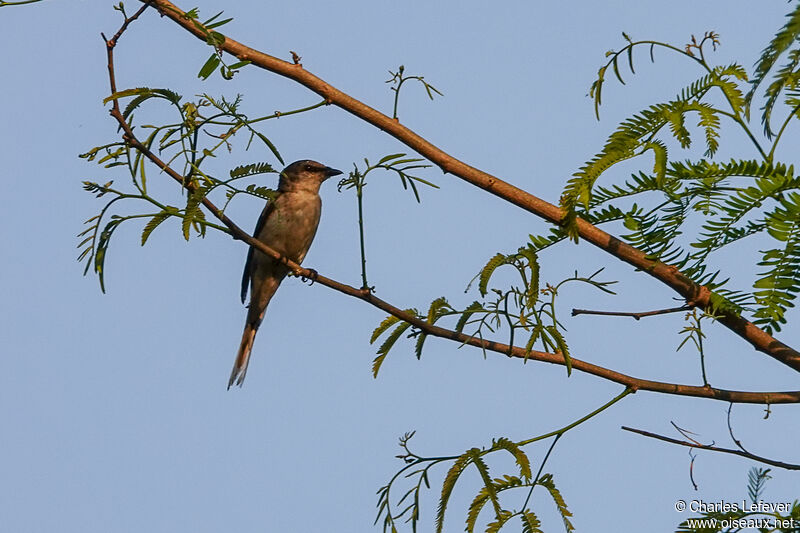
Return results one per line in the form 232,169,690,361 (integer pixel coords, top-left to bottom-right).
229,159,342,388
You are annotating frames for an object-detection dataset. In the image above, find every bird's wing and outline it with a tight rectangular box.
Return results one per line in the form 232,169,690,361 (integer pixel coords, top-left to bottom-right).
240,198,276,304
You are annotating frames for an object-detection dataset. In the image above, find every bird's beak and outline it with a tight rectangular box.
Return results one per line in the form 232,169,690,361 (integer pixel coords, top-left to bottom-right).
324,167,343,179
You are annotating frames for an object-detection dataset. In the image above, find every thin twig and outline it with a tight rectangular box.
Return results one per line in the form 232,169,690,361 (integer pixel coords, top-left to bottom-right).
688,449,698,491
726,403,753,455
518,387,634,446
105,2,152,49
621,426,800,470
522,434,561,511
671,421,706,447
571,305,691,320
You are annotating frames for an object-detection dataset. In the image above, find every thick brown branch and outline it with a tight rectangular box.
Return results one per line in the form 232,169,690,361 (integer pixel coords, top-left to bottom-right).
103,8,800,405
143,0,800,373
621,426,800,470
572,305,692,320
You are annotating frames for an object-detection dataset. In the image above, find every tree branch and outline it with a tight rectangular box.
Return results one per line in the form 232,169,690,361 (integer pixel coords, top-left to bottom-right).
572,305,691,320
621,426,800,470
140,0,800,373
99,5,800,405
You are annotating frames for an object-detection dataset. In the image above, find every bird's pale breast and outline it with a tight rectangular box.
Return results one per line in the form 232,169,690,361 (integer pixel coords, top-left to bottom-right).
257,190,322,264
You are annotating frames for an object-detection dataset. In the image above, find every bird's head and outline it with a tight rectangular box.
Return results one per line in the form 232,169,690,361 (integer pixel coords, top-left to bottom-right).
279,160,342,193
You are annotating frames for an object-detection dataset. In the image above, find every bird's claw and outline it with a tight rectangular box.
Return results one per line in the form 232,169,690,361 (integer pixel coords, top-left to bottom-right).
300,268,318,285
358,285,376,297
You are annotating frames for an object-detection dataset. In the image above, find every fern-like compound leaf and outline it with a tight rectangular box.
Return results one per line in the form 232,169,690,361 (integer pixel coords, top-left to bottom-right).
478,254,508,297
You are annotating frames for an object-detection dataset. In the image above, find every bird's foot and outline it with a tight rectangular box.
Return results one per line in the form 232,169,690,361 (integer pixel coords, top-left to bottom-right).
361,284,375,293
300,268,318,285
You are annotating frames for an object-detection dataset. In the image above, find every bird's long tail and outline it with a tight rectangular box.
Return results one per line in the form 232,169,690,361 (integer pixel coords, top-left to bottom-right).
229,323,258,389
229,272,282,389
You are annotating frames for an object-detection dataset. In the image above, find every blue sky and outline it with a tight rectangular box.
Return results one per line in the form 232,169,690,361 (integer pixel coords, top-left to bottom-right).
2,1,798,531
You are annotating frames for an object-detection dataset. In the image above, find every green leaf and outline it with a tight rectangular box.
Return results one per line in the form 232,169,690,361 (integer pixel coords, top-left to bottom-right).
206,31,225,48
466,476,523,533
205,17,233,29
376,321,412,355
378,153,406,165
140,210,173,245
626,45,635,74
643,140,667,186
198,53,221,80
426,296,451,323
611,57,625,84
747,3,800,120
94,218,123,293
747,467,772,504
493,437,532,480
465,491,489,532
563,66,737,237
182,189,205,241
244,184,277,201
516,245,540,308
104,87,181,108
537,474,574,533
372,320,414,378
455,301,484,334
751,192,800,332
478,253,507,297
413,332,428,361
520,510,543,533
123,90,176,121
523,325,543,362
227,60,251,70
592,67,605,120
97,147,125,165
201,10,223,25
254,131,284,165
371,314,402,344
545,326,572,376
485,511,513,533
191,207,207,238
230,162,277,179
371,353,388,379
103,87,148,104
455,301,484,333
436,451,474,533
465,450,500,516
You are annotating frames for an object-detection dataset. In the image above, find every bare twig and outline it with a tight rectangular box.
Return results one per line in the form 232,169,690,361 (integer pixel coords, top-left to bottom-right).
671,421,706,447
103,2,152,50
621,426,800,470
726,403,753,455
522,434,562,511
571,305,691,320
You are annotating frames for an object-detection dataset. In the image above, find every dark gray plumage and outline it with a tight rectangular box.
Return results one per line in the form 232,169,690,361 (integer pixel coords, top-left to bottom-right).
230,160,341,388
